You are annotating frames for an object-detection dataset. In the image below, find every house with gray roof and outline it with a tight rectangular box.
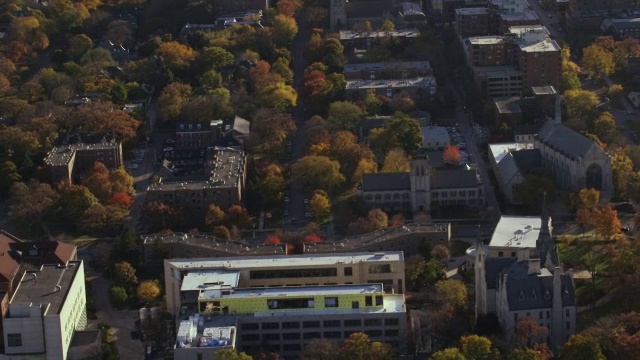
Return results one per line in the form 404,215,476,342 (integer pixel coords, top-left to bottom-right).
489,143,541,203
475,199,576,351
359,150,484,214
534,117,613,201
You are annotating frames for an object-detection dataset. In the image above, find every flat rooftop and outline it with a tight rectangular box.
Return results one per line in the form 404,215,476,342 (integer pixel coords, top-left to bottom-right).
468,36,505,45
181,270,240,291
489,143,534,163
44,143,120,166
344,61,432,73
200,283,384,300
339,29,420,40
500,10,539,21
346,77,437,90
167,252,404,270
494,97,522,114
456,7,489,15
421,126,449,138
10,261,82,315
473,65,522,77
254,294,406,316
489,216,545,249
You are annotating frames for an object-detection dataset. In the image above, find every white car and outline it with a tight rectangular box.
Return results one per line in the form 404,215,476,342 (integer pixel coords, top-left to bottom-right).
163,147,174,152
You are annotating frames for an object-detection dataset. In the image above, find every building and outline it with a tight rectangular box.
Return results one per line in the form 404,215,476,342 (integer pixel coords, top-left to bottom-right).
475,205,576,350
396,2,428,28
359,150,484,214
455,8,491,37
602,17,640,39
513,124,540,143
166,253,408,358
339,30,420,53
493,97,523,126
44,132,123,184
218,116,250,148
509,26,562,94
208,0,268,14
343,61,432,80
465,36,513,67
535,117,614,200
497,11,540,33
473,66,523,98
421,126,450,150
142,224,451,269
175,116,250,150
488,143,541,203
2,261,87,360
146,146,246,216
345,77,437,101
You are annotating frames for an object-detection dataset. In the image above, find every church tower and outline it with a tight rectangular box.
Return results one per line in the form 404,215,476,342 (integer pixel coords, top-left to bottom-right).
474,228,487,319
536,192,558,269
410,150,430,213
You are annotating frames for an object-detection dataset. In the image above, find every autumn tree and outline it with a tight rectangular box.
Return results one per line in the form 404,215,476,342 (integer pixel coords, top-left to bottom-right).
156,41,197,70
516,316,549,348
339,332,393,360
142,201,179,231
258,162,286,204
563,89,599,127
460,335,500,360
64,102,140,140
272,57,294,84
253,82,297,111
593,204,621,239
328,130,376,183
113,261,138,287
592,111,617,144
310,190,331,219
302,339,339,360
272,15,298,47
9,181,58,237
276,0,302,17
435,280,467,309
430,348,466,360
381,148,411,173
225,205,251,229
576,188,600,232
582,44,615,78
205,204,226,228
108,192,134,208
560,334,606,360
327,101,365,132
443,145,461,165
431,244,451,263
367,209,388,230
292,155,345,192
264,235,281,244
158,82,192,123
250,109,296,154
213,225,231,240
137,280,161,304
380,19,395,31
0,161,21,196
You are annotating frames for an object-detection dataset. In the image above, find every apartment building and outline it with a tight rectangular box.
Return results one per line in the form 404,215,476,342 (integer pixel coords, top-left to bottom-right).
146,146,246,215
454,0,539,37
343,61,432,80
465,36,513,67
345,77,437,101
473,66,523,98
44,132,123,184
176,121,220,149
167,253,407,359
509,26,561,94
339,30,420,53
2,261,86,360
455,8,491,37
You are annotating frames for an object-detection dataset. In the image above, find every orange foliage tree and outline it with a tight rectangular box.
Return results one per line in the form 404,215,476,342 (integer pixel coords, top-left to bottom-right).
108,192,134,208
265,235,281,244
443,145,461,165
304,234,322,243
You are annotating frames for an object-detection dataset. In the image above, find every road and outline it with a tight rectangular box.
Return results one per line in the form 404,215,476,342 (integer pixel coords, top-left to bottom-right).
527,0,565,40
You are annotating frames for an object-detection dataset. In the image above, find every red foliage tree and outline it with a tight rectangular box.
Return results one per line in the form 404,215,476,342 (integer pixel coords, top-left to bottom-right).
304,234,322,243
443,145,461,165
264,235,281,244
108,192,134,208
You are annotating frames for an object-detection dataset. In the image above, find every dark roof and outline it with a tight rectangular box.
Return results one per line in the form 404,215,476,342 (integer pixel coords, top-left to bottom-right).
361,172,411,191
0,231,20,283
505,272,575,310
70,330,101,348
494,97,522,114
536,120,597,159
484,257,517,289
511,149,542,174
360,116,390,138
430,167,479,189
56,131,117,146
531,86,557,95
223,115,250,136
346,0,394,18
176,122,214,133
424,150,445,168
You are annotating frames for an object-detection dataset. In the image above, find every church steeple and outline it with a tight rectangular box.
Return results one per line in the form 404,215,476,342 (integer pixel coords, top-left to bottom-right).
536,192,558,268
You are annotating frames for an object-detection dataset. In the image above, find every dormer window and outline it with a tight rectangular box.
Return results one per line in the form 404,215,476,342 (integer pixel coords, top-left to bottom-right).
531,291,536,300
519,291,525,301
544,289,550,299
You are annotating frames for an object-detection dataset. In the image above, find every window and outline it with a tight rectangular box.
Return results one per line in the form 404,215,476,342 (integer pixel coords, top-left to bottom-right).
345,319,362,327
264,333,280,341
282,322,300,329
566,321,570,330
498,251,504,257
283,333,300,340
197,354,203,360
303,321,320,328
511,252,516,257
303,332,322,340
344,267,353,276
566,309,570,317
385,318,400,326
352,301,360,309
283,344,301,351
386,329,399,337
242,334,260,341
539,311,543,320
325,297,339,308
324,331,341,338
262,322,280,330
365,319,382,326
365,296,373,306
546,311,550,319
323,320,341,327
241,323,259,330
375,295,383,306
365,330,383,337
514,313,518,322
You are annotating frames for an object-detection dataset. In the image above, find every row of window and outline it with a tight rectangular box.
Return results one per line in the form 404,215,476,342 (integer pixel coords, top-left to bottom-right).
240,318,400,331
241,329,401,342
432,190,476,198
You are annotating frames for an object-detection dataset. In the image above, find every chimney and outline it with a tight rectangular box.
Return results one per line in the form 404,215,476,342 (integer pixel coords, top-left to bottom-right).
527,258,541,275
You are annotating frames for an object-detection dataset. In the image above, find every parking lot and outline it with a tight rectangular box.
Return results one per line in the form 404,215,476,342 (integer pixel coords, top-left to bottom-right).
443,122,488,166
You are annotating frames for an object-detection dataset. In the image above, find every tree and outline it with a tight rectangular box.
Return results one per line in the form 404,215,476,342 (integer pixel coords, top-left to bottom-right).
593,111,617,143
364,89,383,115
508,348,547,360
202,46,234,71
431,244,450,263
67,34,93,59
181,91,233,121
564,89,599,126
137,280,161,304
213,349,253,360
276,0,302,17
142,201,179,231
206,204,226,228
112,226,140,265
81,162,111,200
201,70,222,89
303,339,339,360
582,44,615,78
304,234,322,243
367,209,388,230
339,332,393,360
460,335,500,360
578,188,601,209
264,235,281,244
0,161,21,196
310,190,331,219
353,21,373,32
258,163,286,203
65,102,140,140
380,20,395,31
515,316,549,348
381,148,411,173
443,145,461,165
271,57,294,84
250,109,296,154
593,205,621,239
108,192,134,209
212,225,231,240
559,334,606,360
435,280,467,309
327,101,365,132
56,184,99,223
254,82,297,111
105,20,133,46
272,15,298,47
158,82,192,122
9,181,58,237
225,205,251,228
80,48,116,70
430,348,466,360
109,167,135,194
156,41,196,70
113,261,138,286
292,156,345,192
109,286,128,309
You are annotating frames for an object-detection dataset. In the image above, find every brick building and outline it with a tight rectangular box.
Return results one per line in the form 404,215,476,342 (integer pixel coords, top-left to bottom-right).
509,26,561,95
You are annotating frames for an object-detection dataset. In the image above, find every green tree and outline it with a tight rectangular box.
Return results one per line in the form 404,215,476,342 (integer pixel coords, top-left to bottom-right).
559,334,606,360
339,332,393,360
381,148,411,173
327,101,365,132
380,19,395,31
582,44,615,78
435,280,467,309
213,349,253,360
67,34,93,59
508,348,546,360
0,161,21,196
271,57,294,84
112,227,140,265
310,190,331,219
200,70,222,88
561,71,582,91
272,15,298,47
202,46,234,71
292,155,345,192
515,175,556,210
593,111,617,143
385,112,423,154
81,48,116,70
364,89,383,115
109,167,135,194
564,89,599,126
431,348,466,360
460,335,500,360
254,82,298,111
109,286,128,309
136,280,161,304
56,184,99,223
158,82,192,123
113,261,138,286
206,204,226,228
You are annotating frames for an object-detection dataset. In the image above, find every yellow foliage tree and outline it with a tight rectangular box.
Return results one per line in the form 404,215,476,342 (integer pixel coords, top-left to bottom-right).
137,280,161,304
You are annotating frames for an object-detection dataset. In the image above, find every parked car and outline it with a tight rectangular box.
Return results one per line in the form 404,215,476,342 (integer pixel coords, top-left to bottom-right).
126,163,139,169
